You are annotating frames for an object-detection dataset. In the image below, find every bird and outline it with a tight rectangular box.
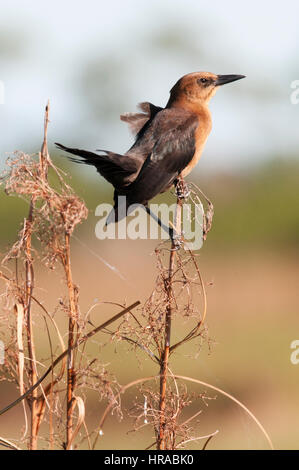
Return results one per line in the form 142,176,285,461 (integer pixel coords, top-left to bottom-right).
56,72,245,240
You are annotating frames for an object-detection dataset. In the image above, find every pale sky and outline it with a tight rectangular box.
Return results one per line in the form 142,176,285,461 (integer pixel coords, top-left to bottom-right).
0,0,298,173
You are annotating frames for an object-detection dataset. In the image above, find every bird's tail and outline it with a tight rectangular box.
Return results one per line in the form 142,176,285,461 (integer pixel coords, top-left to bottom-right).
55,143,139,189
55,142,113,167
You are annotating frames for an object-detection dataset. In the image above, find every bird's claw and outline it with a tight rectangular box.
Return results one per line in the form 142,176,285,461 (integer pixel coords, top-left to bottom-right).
175,179,190,200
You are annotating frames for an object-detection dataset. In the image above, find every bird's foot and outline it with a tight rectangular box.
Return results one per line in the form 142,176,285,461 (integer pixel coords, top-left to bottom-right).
175,178,190,200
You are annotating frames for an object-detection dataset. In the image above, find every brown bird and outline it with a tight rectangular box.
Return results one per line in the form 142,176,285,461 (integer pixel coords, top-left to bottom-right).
56,72,245,236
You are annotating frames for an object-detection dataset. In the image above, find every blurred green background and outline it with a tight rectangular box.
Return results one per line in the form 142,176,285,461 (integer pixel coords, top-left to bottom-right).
0,0,299,450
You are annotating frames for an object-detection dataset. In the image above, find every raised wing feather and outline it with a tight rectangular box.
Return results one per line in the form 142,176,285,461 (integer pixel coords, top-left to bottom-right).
120,102,162,137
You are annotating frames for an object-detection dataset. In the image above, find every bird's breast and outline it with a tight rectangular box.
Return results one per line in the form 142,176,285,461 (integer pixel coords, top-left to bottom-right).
181,110,212,178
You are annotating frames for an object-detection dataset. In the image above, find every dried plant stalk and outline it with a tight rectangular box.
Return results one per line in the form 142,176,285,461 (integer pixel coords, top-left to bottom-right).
64,232,78,449
0,102,91,449
24,102,51,449
0,102,145,449
158,197,182,450
24,203,38,449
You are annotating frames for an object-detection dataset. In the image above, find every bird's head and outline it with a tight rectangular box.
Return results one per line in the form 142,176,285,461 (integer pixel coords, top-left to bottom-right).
168,71,245,108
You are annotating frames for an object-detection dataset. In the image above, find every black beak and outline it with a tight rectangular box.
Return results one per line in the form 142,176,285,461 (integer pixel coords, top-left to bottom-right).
216,74,246,86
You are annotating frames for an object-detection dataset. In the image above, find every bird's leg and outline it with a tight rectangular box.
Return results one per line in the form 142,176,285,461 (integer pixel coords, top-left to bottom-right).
145,207,182,249
174,176,190,200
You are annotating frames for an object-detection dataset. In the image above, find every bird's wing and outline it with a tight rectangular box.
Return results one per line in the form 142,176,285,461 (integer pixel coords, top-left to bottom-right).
55,143,142,189
125,111,199,205
120,102,162,137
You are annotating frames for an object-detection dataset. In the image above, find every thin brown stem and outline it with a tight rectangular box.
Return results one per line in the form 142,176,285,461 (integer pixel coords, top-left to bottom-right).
25,199,38,450
40,100,50,178
27,101,50,449
64,232,78,450
157,196,182,450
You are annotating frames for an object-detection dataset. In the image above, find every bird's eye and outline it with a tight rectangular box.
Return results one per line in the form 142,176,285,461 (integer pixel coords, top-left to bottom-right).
197,77,209,86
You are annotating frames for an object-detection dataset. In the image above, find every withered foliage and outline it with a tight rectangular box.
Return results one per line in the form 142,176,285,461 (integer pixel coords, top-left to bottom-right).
113,232,213,450
0,105,222,451
2,151,87,267
0,106,129,450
